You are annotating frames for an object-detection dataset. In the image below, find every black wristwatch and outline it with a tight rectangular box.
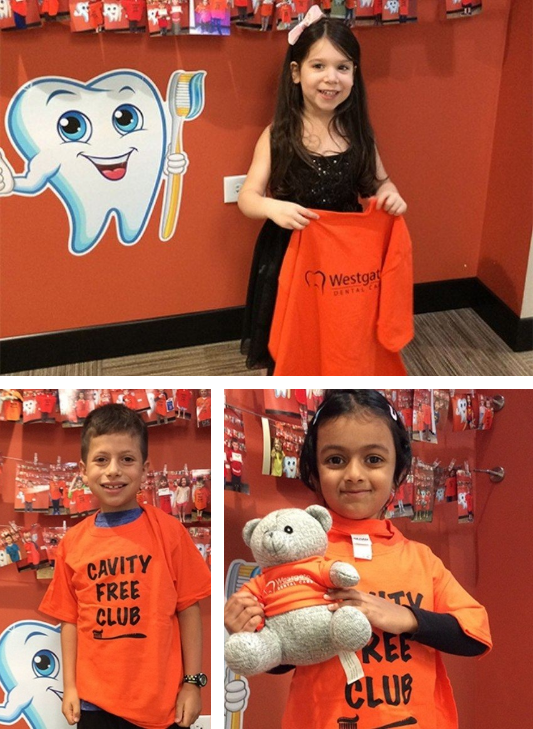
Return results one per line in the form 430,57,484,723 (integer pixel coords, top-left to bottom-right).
183,673,208,688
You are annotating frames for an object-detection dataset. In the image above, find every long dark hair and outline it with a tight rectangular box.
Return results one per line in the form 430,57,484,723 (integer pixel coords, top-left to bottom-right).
270,18,381,201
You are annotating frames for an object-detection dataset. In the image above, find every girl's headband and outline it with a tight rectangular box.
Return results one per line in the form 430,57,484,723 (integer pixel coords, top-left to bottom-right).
288,5,324,46
312,400,399,426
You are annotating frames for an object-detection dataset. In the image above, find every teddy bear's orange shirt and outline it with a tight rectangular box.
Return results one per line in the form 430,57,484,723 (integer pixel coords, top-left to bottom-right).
241,556,341,617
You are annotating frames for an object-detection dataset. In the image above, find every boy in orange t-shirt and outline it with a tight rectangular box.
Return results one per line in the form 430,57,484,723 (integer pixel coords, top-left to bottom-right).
40,404,210,729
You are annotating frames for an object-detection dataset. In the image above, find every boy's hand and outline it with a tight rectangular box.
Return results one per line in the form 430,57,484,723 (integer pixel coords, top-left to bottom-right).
62,687,81,725
175,683,202,727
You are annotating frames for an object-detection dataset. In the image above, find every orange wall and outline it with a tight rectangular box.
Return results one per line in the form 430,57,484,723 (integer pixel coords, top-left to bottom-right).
0,410,212,724
0,1,525,340
224,388,528,729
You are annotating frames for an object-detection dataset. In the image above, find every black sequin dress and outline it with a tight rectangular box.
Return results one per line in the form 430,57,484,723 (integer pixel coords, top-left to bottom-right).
241,150,363,371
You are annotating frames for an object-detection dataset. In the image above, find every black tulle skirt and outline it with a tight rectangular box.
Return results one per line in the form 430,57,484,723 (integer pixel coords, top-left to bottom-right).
240,219,292,371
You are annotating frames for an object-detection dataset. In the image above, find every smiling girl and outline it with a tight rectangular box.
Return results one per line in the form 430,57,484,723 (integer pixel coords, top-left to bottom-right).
239,8,407,374
225,390,492,727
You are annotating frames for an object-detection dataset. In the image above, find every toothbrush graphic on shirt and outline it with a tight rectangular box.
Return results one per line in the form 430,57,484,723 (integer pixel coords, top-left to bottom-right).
92,630,146,640
160,70,206,241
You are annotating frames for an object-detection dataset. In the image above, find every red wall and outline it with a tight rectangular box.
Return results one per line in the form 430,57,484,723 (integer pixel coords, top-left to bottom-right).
224,388,530,729
2,1,530,339
478,0,533,314
472,389,533,725
0,408,212,724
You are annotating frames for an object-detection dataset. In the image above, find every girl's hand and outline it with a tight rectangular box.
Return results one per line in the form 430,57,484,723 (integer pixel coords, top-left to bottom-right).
375,190,407,216
266,199,320,230
224,592,265,634
325,588,418,636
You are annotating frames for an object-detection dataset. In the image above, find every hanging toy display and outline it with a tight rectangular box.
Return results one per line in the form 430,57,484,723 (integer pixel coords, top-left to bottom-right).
412,459,436,523
457,465,474,523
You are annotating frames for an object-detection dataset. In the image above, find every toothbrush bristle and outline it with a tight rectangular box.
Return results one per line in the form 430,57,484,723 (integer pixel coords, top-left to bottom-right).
170,72,206,119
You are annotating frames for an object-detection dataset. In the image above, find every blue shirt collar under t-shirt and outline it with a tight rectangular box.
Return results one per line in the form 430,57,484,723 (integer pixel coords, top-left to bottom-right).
94,507,143,528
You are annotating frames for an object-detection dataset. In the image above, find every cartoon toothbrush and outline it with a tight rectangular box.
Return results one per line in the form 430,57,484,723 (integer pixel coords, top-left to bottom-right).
160,70,206,241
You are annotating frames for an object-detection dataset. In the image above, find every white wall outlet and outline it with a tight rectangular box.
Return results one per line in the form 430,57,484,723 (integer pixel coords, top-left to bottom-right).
190,716,210,729
224,175,246,203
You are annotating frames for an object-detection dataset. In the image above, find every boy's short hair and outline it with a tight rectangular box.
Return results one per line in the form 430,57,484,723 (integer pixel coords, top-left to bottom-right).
81,404,148,463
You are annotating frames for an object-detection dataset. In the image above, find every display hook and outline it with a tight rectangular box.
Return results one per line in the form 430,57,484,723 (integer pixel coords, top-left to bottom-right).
472,466,505,483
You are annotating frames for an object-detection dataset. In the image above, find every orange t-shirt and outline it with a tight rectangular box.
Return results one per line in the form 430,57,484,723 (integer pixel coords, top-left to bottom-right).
269,200,414,375
283,513,492,729
49,482,62,500
39,504,211,729
241,556,340,617
193,485,209,510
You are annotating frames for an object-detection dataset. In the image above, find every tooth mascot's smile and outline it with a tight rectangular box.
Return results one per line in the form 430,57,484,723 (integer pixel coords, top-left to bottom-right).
0,69,206,256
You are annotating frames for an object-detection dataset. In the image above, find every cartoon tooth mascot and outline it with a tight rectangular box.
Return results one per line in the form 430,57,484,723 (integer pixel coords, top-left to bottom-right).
0,620,69,729
0,69,206,256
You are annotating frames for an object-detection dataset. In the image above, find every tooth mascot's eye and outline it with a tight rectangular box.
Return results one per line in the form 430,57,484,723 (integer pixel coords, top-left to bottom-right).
32,649,60,679
112,105,143,135
57,111,92,143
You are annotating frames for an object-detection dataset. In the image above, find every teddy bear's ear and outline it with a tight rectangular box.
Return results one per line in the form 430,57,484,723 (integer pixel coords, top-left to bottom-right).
242,518,262,547
305,505,332,533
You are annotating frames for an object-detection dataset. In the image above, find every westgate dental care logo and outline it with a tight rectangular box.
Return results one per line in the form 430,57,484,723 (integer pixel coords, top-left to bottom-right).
305,268,381,295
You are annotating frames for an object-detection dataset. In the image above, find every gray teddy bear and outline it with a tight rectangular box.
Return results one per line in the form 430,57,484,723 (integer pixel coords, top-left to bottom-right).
224,505,372,676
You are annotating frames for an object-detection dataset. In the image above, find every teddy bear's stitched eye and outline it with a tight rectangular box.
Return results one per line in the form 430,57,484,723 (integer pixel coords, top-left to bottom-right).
284,526,293,534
